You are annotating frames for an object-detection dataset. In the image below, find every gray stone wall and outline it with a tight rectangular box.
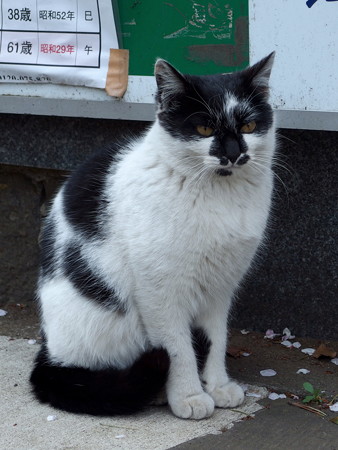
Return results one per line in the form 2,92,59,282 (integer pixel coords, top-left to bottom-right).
0,113,337,338
233,129,337,338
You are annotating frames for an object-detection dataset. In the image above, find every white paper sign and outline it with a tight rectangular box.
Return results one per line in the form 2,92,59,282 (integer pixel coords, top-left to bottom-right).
0,0,119,88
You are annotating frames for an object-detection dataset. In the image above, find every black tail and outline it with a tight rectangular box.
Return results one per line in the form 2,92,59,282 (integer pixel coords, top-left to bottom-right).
30,345,169,416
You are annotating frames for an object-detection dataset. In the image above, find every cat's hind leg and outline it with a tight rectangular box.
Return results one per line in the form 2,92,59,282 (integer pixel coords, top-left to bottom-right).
32,277,170,415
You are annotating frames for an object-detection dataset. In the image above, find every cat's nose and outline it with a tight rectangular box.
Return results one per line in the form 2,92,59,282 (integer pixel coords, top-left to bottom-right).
226,138,241,163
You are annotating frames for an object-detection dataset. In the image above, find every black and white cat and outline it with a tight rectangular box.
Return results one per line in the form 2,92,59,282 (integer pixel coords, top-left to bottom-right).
31,53,276,420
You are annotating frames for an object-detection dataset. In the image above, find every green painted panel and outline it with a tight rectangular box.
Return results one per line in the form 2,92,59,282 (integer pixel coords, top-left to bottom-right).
117,0,249,76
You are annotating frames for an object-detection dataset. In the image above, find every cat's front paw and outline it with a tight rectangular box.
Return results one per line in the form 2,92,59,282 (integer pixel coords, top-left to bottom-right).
208,381,244,408
169,392,215,420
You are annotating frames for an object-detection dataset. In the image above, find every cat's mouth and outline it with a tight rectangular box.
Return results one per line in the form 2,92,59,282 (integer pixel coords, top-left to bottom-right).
216,168,232,176
215,154,250,176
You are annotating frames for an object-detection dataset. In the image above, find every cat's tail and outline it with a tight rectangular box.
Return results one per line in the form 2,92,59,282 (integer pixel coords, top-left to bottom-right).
30,344,169,416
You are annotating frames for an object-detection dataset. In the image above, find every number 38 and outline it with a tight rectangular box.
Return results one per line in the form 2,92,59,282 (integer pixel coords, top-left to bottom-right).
8,9,20,20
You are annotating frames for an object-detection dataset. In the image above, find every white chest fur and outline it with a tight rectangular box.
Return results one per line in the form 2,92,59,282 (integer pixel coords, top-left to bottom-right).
110,138,273,316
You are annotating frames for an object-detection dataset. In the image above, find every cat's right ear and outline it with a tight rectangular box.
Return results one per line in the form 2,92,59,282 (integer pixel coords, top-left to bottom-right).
243,52,275,99
155,59,187,108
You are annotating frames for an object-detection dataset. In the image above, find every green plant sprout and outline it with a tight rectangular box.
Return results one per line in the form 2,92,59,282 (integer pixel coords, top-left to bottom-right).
302,382,324,404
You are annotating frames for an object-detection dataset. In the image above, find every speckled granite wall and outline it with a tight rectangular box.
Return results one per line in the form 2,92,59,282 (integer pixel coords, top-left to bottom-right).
0,114,337,339
233,129,338,338
0,114,149,170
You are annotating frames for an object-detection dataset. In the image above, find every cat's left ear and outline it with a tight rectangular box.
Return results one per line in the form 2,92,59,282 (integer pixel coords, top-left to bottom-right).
243,52,275,98
154,59,187,108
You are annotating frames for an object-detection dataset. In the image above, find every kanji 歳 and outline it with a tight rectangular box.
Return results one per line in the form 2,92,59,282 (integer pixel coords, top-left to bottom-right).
21,41,33,55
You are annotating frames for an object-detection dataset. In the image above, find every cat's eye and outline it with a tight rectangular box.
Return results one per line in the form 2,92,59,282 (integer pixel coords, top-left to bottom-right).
240,121,257,134
196,125,214,137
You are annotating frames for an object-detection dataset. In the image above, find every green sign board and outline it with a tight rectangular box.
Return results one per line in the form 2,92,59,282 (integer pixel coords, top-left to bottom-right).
117,0,249,76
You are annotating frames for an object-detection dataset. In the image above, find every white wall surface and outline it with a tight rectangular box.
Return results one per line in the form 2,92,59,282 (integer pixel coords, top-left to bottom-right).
249,0,338,115
0,1,337,130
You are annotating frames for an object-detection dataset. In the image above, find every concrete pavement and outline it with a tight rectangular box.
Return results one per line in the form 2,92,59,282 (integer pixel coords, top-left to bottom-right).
1,336,266,449
0,304,337,449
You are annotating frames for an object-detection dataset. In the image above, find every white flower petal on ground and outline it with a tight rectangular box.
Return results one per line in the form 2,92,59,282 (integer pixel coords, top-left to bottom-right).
240,329,250,334
260,369,277,377
0,309,8,316
264,329,279,339
301,348,315,355
297,368,310,374
115,435,126,439
28,339,36,345
329,402,338,412
47,415,57,421
246,392,261,398
268,393,287,400
282,328,295,340
281,340,301,349
331,358,338,365
242,352,251,357
268,393,279,400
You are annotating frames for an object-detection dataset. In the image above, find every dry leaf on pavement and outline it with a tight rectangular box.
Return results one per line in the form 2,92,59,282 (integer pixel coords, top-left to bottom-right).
312,343,337,359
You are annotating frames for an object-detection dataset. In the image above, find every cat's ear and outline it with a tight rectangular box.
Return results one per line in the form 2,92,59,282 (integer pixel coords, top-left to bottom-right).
243,52,275,98
154,59,187,108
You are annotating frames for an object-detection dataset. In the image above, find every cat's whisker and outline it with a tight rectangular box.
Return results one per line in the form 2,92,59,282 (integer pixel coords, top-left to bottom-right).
180,159,206,173
272,160,294,177
182,161,214,192
187,90,213,119
245,85,263,105
249,159,272,176
255,154,294,177
251,159,289,196
183,111,211,123
277,132,298,145
185,165,209,188
181,155,208,166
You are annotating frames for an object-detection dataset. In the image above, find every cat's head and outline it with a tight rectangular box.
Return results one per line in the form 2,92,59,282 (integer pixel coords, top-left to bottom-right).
154,54,275,177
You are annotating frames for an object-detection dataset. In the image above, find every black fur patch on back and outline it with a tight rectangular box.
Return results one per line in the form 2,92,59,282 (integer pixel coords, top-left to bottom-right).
30,344,170,416
63,145,117,238
63,243,126,313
